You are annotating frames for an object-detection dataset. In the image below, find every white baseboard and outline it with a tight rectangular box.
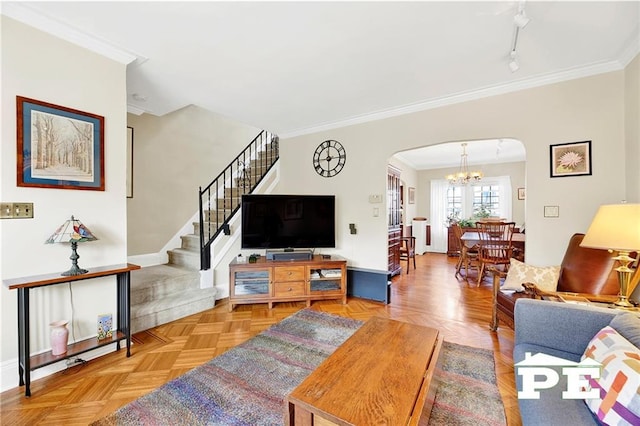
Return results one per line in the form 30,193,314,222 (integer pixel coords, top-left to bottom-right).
127,252,167,267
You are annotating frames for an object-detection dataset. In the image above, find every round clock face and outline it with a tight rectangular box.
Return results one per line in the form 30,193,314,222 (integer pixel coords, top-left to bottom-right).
313,140,346,178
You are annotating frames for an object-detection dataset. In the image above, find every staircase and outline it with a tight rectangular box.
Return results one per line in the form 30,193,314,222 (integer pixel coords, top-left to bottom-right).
130,131,279,333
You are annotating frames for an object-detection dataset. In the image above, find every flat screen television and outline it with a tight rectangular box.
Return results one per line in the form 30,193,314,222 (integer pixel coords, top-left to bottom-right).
241,194,335,249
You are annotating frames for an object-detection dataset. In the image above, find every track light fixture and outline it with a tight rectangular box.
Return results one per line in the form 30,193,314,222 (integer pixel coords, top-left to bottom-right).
514,11,530,29
509,50,520,72
508,2,530,72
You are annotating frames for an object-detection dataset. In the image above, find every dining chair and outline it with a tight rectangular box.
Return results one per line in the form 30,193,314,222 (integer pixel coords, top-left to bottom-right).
476,221,516,286
399,236,416,273
452,223,479,280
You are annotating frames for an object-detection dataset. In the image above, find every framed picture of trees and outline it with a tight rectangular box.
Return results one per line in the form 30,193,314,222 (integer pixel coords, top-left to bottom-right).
17,96,105,191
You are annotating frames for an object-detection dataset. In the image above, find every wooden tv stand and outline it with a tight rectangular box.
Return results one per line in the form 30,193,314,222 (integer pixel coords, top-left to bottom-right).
228,255,346,311
286,317,444,425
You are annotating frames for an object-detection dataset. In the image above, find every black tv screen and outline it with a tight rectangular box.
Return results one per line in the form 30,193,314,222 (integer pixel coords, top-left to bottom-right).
241,194,335,249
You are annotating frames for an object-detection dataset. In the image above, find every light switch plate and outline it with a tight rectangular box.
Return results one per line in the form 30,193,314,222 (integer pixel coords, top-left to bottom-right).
0,203,12,219
544,205,559,218
0,203,34,219
13,203,33,218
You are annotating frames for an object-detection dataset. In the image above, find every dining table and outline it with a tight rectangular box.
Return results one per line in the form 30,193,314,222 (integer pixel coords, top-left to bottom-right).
461,231,526,259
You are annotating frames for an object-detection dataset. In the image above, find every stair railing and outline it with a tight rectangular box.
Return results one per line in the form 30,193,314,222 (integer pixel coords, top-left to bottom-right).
198,130,279,270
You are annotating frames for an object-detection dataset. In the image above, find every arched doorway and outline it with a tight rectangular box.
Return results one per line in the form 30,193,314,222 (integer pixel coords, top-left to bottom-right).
391,138,526,256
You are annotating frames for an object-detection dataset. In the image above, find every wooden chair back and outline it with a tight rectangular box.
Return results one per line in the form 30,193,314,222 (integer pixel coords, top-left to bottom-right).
399,236,416,273
477,221,515,263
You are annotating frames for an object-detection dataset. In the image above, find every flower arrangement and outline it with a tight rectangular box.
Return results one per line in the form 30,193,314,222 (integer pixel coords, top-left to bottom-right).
447,204,492,227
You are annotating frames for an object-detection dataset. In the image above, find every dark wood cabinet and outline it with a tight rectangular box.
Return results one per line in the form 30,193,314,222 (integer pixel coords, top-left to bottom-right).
388,166,402,276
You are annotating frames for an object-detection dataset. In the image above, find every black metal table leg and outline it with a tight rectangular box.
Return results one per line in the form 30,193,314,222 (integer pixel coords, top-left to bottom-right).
17,288,31,397
117,271,131,357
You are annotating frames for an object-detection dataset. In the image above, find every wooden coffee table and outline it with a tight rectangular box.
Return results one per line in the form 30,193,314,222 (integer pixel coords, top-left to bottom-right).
286,316,443,426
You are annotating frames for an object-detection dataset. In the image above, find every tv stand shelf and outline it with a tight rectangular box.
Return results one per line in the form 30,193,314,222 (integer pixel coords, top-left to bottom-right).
228,255,347,311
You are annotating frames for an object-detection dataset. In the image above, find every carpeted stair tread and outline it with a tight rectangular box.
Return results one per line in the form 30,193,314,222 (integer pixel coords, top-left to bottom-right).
130,264,215,333
130,264,201,304
167,248,200,269
131,286,214,333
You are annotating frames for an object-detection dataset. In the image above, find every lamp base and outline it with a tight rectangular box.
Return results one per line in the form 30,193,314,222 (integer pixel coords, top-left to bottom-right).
61,240,88,276
614,296,634,308
61,265,88,276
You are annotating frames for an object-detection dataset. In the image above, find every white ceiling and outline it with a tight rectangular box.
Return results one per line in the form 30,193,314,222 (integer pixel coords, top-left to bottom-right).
3,1,638,146
394,138,526,170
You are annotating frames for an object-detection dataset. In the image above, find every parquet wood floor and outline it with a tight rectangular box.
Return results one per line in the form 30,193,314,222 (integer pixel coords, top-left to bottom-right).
0,253,521,425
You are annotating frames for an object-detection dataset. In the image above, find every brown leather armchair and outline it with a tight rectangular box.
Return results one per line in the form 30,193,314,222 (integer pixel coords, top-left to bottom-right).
490,233,625,331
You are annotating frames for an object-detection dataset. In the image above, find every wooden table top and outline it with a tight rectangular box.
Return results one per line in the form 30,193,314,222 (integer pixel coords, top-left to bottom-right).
3,263,141,290
461,231,526,244
287,316,440,425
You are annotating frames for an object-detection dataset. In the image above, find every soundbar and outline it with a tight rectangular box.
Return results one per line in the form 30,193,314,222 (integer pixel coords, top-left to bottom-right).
266,249,313,261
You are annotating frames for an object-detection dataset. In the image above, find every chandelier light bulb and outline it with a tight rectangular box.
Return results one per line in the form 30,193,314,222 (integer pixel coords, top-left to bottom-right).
446,143,483,185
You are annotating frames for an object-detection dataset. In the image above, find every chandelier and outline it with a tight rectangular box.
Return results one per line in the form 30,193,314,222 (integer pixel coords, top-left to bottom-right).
445,143,482,185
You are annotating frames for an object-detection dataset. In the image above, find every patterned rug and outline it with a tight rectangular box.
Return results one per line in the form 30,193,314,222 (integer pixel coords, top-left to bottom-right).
93,310,506,425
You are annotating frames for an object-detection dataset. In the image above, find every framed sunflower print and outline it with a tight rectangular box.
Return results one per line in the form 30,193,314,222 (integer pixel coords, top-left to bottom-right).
17,96,105,191
549,140,592,178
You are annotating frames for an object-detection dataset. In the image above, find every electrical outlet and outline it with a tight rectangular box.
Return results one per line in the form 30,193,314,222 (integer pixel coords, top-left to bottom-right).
13,203,33,218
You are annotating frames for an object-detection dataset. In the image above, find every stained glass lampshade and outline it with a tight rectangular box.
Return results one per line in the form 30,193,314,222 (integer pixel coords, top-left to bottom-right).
45,215,98,276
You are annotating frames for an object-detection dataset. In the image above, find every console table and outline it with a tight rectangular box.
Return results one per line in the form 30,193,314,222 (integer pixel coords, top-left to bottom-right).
3,263,140,397
286,317,443,425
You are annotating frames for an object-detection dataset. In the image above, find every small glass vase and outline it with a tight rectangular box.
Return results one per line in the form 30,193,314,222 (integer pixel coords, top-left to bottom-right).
50,320,69,356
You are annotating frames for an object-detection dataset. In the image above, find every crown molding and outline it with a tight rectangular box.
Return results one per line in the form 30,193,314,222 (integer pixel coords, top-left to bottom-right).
280,59,627,139
618,35,640,68
127,104,147,116
1,2,138,65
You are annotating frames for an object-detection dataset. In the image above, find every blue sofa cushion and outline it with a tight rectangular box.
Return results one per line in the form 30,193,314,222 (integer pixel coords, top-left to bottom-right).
609,312,640,347
514,343,600,426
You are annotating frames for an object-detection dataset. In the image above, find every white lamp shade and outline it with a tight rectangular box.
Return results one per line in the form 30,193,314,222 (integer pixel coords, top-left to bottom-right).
581,204,640,251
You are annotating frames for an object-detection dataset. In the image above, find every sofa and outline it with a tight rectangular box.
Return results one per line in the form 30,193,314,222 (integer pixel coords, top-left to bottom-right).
514,298,640,425
491,233,622,331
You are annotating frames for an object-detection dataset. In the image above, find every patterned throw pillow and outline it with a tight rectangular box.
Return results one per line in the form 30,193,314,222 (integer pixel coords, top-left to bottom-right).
502,258,560,291
582,326,640,425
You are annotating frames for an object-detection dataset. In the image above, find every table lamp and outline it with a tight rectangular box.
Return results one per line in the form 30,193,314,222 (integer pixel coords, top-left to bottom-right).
45,215,98,276
580,204,640,307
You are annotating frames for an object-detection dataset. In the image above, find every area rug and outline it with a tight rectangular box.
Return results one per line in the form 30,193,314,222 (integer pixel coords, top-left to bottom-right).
93,310,506,426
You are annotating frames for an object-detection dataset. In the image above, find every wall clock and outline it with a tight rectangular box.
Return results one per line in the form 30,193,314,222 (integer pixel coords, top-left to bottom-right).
313,140,346,178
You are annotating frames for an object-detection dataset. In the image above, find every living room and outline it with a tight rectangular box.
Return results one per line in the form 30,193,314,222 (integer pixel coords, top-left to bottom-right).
1,2,639,424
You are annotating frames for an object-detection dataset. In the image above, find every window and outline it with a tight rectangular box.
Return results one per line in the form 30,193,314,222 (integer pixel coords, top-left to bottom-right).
472,184,501,217
445,177,512,222
446,186,462,221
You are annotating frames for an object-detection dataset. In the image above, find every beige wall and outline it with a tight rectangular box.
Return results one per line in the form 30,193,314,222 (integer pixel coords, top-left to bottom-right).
126,106,260,256
625,55,640,203
1,17,128,386
280,70,630,269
